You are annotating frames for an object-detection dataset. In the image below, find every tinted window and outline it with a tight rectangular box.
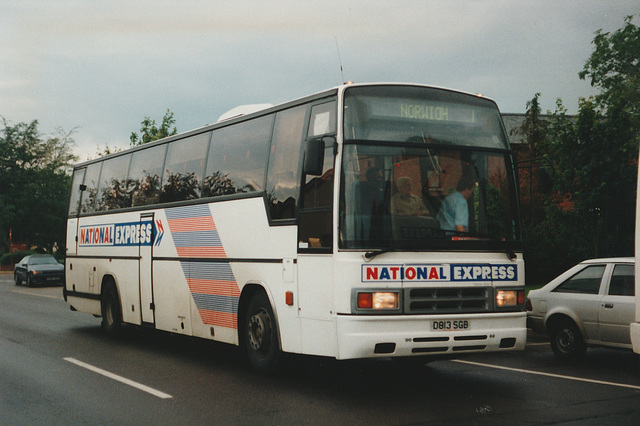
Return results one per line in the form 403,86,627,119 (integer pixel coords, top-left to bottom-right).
203,115,273,198
68,169,85,216
299,145,334,249
96,154,131,210
129,144,166,207
308,101,336,138
161,133,210,203
266,106,307,220
553,265,605,294
80,163,102,213
609,264,635,296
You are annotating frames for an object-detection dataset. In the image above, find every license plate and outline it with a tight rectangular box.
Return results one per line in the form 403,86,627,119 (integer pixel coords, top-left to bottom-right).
432,320,470,331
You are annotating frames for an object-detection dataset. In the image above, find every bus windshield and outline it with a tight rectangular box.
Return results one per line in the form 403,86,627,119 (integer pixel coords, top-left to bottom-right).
340,86,519,250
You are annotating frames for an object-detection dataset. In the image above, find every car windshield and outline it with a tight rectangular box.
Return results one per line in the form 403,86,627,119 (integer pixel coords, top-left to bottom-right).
339,86,519,251
30,256,60,265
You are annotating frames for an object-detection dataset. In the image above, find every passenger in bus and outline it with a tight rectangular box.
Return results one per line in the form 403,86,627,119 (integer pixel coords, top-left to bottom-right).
436,175,476,232
391,176,430,216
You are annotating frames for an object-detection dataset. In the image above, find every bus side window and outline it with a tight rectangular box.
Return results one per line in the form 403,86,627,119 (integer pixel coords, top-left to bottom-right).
266,105,307,221
307,101,336,138
80,163,102,213
160,132,210,203
203,115,273,198
298,144,334,250
68,169,85,216
129,144,166,207
96,154,131,211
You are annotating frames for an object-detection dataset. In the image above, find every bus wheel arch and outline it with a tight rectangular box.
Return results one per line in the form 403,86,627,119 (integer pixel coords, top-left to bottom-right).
238,284,281,374
100,275,122,337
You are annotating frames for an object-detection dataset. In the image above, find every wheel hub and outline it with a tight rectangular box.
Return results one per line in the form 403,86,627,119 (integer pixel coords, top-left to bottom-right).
248,309,271,351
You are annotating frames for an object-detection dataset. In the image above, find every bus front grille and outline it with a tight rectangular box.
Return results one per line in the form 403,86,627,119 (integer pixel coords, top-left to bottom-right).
405,287,493,314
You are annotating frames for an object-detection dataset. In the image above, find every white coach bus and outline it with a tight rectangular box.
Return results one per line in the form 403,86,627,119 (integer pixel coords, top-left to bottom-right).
64,83,526,372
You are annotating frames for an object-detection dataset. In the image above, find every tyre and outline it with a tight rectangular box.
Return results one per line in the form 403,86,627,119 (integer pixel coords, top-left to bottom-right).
243,292,281,374
14,273,21,286
101,280,122,337
549,319,586,360
26,275,32,287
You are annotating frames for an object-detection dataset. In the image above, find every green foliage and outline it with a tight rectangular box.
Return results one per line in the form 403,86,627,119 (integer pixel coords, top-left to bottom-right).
0,119,77,253
579,15,640,127
523,15,639,285
0,251,37,266
130,109,178,146
95,144,123,157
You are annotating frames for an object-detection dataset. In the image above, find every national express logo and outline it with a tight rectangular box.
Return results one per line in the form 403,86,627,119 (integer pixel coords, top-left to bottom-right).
79,219,164,247
361,264,517,283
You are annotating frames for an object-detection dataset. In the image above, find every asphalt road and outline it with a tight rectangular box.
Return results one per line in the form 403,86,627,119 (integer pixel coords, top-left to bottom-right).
2,274,640,425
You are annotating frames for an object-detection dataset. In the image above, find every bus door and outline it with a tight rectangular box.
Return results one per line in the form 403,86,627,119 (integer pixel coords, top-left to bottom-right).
140,213,155,325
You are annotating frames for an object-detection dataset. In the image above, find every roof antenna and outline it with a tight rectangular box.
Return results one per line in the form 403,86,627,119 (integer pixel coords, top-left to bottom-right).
335,36,346,84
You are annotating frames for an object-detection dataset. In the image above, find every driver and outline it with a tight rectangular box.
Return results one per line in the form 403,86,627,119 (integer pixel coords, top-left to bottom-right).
436,175,476,232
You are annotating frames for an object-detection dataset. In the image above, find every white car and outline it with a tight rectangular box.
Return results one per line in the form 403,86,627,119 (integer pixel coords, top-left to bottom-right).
526,258,635,360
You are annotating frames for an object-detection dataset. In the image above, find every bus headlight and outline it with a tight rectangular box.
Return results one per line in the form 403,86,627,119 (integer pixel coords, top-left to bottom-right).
355,291,400,312
496,290,525,307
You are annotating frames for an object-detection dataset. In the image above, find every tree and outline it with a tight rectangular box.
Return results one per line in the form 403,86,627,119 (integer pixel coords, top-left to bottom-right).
130,109,178,146
517,93,549,224
579,15,640,129
523,16,639,285
0,118,78,253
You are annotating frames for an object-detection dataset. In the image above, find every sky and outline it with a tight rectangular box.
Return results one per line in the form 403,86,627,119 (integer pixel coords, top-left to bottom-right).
1,1,638,160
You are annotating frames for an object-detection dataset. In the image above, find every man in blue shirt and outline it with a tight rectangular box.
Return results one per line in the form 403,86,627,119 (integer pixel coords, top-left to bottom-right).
436,175,476,233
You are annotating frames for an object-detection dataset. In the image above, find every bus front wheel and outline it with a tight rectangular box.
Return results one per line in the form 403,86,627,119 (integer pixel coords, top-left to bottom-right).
101,280,122,337
243,292,281,374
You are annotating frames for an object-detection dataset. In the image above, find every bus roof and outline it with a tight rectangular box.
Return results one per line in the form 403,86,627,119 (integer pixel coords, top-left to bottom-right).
73,82,496,168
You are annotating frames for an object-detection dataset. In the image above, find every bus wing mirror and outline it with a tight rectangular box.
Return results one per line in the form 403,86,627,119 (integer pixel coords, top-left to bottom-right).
303,139,325,176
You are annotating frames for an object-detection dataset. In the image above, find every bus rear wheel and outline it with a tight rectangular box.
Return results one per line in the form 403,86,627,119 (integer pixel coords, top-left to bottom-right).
101,280,122,337
243,292,281,374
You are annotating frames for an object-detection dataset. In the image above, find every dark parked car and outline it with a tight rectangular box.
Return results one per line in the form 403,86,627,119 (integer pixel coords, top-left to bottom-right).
526,257,634,360
14,254,65,287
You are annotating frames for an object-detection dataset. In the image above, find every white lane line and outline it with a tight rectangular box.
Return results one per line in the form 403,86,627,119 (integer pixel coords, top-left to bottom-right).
64,357,173,399
453,359,640,391
11,290,62,300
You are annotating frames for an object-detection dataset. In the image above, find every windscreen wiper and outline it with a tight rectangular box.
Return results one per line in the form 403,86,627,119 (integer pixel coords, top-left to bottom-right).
449,232,517,261
364,247,397,260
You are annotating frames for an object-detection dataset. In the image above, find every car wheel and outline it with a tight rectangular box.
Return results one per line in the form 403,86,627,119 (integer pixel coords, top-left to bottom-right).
243,291,281,374
550,319,586,360
14,273,21,286
26,275,31,287
101,280,122,337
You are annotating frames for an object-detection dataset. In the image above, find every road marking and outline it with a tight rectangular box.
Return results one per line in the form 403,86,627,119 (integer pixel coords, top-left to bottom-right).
64,357,173,399
526,342,549,346
453,359,640,391
11,290,62,300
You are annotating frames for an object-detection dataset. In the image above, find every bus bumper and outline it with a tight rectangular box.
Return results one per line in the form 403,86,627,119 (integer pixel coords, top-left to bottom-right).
335,312,526,360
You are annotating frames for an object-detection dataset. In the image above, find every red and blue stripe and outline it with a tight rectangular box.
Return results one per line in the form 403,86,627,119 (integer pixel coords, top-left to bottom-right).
165,205,239,329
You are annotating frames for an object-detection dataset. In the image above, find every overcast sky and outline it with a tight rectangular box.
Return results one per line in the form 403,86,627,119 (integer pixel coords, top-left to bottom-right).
1,1,637,160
